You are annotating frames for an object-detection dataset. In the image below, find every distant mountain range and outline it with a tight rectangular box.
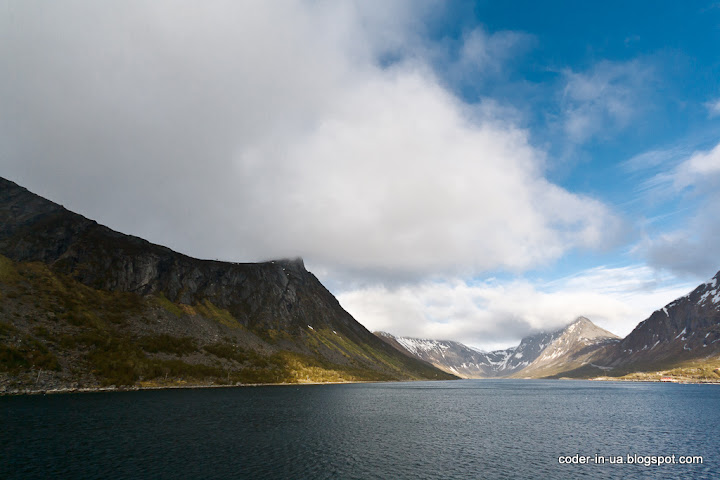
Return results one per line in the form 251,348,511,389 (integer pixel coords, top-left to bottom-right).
378,271,720,380
0,177,456,393
377,317,620,379
375,332,519,378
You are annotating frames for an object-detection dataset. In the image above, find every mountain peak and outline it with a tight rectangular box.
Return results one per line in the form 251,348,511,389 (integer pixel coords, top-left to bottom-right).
565,316,592,331
376,317,620,379
272,257,306,272
606,268,720,367
375,331,396,339
561,316,619,340
571,316,591,325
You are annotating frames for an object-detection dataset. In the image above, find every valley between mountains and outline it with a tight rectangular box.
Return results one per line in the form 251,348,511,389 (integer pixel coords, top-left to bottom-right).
377,316,620,379
1,176,720,393
376,272,720,382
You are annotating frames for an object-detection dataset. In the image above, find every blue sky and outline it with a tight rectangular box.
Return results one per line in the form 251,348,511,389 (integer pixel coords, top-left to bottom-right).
437,2,719,201
422,1,720,281
1,1,719,349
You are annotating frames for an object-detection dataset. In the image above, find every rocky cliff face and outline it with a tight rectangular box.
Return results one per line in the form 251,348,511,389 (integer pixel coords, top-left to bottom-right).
0,178,358,335
597,271,720,369
376,317,619,379
0,177,455,392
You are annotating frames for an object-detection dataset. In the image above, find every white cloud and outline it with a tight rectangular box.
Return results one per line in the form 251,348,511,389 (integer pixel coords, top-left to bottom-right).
622,145,692,174
337,265,695,351
640,223,720,278
457,28,535,76
623,141,720,204
561,60,651,143
673,142,720,189
0,1,622,283
706,98,720,118
2,1,709,354
423,26,536,106
635,142,720,277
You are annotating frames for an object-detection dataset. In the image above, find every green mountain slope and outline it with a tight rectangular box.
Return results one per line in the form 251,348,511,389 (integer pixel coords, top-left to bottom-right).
0,178,455,393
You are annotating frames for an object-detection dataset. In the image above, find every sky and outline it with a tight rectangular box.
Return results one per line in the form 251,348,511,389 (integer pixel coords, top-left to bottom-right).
1,1,720,350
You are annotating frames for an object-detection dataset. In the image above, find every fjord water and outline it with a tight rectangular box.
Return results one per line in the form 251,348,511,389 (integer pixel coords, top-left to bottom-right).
2,380,718,479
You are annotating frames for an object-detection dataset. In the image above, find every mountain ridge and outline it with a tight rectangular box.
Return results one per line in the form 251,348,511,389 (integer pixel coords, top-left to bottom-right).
376,316,620,379
377,269,720,381
0,177,456,392
585,270,720,374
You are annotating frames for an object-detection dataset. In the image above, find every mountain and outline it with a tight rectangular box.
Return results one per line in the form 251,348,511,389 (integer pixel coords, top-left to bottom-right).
376,317,620,379
510,317,620,378
0,177,456,393
380,270,720,381
586,270,720,374
375,332,517,378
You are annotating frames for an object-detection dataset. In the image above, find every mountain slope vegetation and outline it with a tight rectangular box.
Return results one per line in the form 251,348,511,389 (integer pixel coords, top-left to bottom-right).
0,178,455,393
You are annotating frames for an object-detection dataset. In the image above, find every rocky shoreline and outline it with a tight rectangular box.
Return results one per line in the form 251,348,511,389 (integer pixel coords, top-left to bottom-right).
0,379,387,397
587,376,720,385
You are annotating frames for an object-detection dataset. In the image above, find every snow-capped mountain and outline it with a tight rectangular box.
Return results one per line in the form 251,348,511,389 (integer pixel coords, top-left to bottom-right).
376,317,619,378
511,317,620,378
374,332,507,378
600,270,720,368
377,270,720,379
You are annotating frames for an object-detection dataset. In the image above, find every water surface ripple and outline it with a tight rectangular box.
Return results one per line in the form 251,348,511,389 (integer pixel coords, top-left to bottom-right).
2,380,718,479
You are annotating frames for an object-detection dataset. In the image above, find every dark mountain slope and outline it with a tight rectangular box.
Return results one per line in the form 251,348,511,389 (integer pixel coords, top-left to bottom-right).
0,177,455,392
592,271,720,372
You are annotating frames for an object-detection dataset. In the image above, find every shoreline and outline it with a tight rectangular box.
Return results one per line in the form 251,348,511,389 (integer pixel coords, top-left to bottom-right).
0,379,412,397
585,377,720,385
4,376,720,397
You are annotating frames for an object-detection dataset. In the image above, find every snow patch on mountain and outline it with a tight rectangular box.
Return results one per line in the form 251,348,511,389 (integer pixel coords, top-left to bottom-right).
395,337,450,356
377,317,620,379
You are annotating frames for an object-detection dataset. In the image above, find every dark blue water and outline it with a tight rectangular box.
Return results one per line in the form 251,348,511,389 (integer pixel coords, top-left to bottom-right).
1,380,718,479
